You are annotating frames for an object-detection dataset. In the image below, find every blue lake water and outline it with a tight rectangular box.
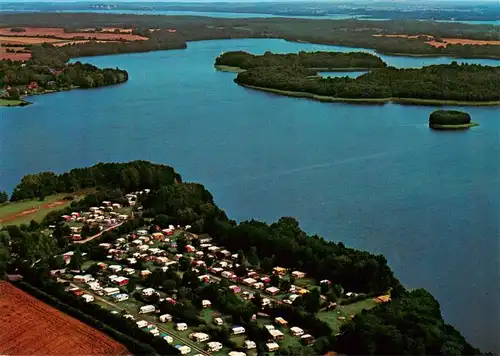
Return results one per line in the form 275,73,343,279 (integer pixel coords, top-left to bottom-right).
0,38,499,352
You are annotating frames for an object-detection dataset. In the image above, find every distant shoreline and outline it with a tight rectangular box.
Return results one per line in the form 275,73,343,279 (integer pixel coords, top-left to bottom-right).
237,83,500,106
216,65,373,73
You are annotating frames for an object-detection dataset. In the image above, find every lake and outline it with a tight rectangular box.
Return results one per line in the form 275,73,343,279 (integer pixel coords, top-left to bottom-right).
0,38,499,352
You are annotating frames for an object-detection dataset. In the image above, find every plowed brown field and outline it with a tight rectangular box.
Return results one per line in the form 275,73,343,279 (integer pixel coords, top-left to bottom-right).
0,282,129,355
372,34,500,48
0,27,148,41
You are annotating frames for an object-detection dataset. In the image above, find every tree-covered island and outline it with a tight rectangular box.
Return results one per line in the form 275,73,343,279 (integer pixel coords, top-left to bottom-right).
429,110,479,130
215,51,387,72
0,60,128,107
222,52,500,106
0,161,482,355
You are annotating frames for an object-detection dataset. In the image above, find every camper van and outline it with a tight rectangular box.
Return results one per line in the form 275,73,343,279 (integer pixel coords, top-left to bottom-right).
176,323,188,331
159,314,172,323
139,305,156,314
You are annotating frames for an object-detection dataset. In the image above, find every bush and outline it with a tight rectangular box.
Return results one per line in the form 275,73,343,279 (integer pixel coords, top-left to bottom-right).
429,110,471,126
10,27,26,33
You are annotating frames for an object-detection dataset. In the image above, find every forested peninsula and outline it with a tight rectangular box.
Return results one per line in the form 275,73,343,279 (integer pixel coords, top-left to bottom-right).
0,161,482,355
224,52,500,106
1,13,500,59
0,60,128,107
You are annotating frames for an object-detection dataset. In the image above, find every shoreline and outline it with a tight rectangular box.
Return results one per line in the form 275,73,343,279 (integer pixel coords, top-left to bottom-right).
0,98,31,107
430,122,480,130
237,83,500,106
216,64,376,73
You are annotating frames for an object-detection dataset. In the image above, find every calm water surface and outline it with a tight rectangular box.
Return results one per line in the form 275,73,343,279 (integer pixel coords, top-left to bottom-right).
0,39,498,352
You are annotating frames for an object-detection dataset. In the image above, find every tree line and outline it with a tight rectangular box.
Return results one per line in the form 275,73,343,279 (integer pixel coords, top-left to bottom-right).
234,60,500,102
9,160,181,201
215,51,387,70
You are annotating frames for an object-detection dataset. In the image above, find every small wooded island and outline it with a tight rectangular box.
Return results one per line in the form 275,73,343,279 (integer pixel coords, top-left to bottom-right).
216,51,500,106
0,60,128,107
429,110,478,130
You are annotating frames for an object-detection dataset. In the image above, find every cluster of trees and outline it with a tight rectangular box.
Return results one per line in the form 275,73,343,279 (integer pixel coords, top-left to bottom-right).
429,110,472,125
0,13,498,59
334,289,480,355
0,191,8,203
215,51,387,70
235,61,500,102
0,60,128,96
10,160,180,201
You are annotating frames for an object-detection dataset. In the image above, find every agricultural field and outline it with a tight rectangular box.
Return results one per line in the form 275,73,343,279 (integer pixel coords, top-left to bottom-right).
0,26,148,60
372,33,500,48
0,27,148,41
0,193,78,226
0,281,128,355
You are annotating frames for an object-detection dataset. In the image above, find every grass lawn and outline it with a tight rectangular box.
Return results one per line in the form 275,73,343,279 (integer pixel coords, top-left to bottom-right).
317,297,378,333
0,192,86,226
0,98,27,107
294,278,316,288
230,335,246,347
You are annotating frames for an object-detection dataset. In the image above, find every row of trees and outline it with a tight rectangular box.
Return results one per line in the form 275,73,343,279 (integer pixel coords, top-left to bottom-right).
9,160,181,201
215,50,387,70
235,61,500,102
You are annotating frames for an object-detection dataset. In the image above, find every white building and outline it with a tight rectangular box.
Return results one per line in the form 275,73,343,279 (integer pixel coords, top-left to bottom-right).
231,326,245,335
81,294,94,303
290,326,304,336
207,342,222,352
176,323,188,331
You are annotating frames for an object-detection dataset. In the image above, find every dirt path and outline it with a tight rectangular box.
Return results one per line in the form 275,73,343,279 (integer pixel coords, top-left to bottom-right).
0,200,68,224
73,223,124,244
67,282,209,355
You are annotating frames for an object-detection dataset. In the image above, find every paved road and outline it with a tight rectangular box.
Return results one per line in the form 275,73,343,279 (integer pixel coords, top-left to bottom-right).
74,223,124,244
68,281,209,356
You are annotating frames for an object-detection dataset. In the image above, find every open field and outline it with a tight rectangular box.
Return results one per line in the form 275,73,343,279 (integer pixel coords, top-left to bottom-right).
318,298,379,333
427,38,500,48
373,34,500,48
0,47,31,60
0,27,148,41
0,281,128,355
0,98,28,106
0,26,147,60
0,36,66,44
0,193,76,226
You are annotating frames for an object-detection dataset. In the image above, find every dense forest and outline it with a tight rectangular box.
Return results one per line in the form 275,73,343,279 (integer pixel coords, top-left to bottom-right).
0,161,481,355
429,110,472,125
215,51,387,70
234,60,500,103
335,289,480,355
0,60,128,98
0,13,499,59
9,160,181,201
